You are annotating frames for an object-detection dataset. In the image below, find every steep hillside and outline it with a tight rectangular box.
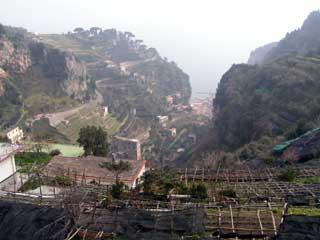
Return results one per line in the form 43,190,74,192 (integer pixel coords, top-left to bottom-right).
212,10,320,154
214,56,320,151
262,11,320,63
0,25,94,130
40,28,191,121
248,42,278,65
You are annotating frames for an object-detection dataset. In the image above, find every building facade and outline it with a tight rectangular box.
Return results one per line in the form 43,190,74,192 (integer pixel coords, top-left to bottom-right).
6,127,24,144
0,143,19,183
112,136,142,161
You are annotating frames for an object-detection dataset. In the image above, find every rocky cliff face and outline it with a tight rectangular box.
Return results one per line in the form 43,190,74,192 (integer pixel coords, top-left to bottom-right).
0,38,31,73
28,41,90,100
0,25,94,129
211,10,320,152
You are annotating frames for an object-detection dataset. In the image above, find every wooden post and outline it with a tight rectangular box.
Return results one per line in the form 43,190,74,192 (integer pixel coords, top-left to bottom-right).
193,167,197,182
229,205,235,233
185,168,188,186
82,169,86,186
218,207,221,229
20,173,23,186
257,210,264,235
91,201,97,223
13,175,16,193
37,173,43,205
82,229,87,240
202,168,205,182
217,207,222,238
170,205,174,235
216,162,221,183
268,203,277,236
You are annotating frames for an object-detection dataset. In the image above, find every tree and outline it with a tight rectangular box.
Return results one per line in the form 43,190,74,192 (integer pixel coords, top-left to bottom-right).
77,126,109,156
189,183,208,200
286,120,311,140
73,27,84,34
0,24,5,36
89,27,102,36
100,160,131,184
111,182,127,199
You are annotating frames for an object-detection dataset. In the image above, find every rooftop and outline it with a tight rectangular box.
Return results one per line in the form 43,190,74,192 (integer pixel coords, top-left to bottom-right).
114,136,140,143
0,143,21,161
44,156,146,187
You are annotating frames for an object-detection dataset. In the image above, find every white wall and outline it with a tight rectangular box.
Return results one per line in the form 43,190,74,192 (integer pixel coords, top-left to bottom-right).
0,155,16,183
132,164,146,188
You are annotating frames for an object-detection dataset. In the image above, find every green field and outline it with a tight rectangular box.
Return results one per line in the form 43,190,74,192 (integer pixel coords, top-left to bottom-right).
56,105,121,143
288,207,320,217
26,142,84,157
46,143,84,157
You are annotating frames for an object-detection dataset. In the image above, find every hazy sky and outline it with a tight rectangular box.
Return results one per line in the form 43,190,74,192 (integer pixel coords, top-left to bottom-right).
0,0,319,98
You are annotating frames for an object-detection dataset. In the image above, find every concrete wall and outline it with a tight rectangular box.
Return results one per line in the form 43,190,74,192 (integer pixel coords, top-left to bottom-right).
0,155,16,183
131,164,146,188
112,136,141,161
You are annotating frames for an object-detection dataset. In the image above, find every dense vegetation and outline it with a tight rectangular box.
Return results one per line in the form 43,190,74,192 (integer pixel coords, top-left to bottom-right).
141,168,208,201
211,11,320,159
77,126,109,156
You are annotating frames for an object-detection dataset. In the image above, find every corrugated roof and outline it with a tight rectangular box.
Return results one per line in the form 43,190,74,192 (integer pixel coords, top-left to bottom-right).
273,127,320,153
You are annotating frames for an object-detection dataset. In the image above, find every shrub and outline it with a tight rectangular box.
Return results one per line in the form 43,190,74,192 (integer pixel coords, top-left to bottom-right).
189,183,208,200
15,152,51,167
263,156,275,165
49,149,61,156
54,176,72,186
221,188,237,198
101,194,112,208
111,182,127,199
286,120,311,140
19,177,41,192
278,168,297,182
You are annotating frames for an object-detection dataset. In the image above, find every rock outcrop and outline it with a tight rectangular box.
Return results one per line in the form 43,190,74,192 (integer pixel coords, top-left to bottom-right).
0,25,94,129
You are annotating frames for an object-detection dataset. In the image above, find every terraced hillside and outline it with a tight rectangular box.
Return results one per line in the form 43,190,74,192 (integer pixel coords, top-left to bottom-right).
40,28,191,123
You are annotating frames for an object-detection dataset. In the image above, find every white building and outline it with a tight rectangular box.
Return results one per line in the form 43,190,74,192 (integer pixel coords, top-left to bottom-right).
0,143,19,183
157,115,169,127
104,106,109,117
6,127,24,144
169,128,177,137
